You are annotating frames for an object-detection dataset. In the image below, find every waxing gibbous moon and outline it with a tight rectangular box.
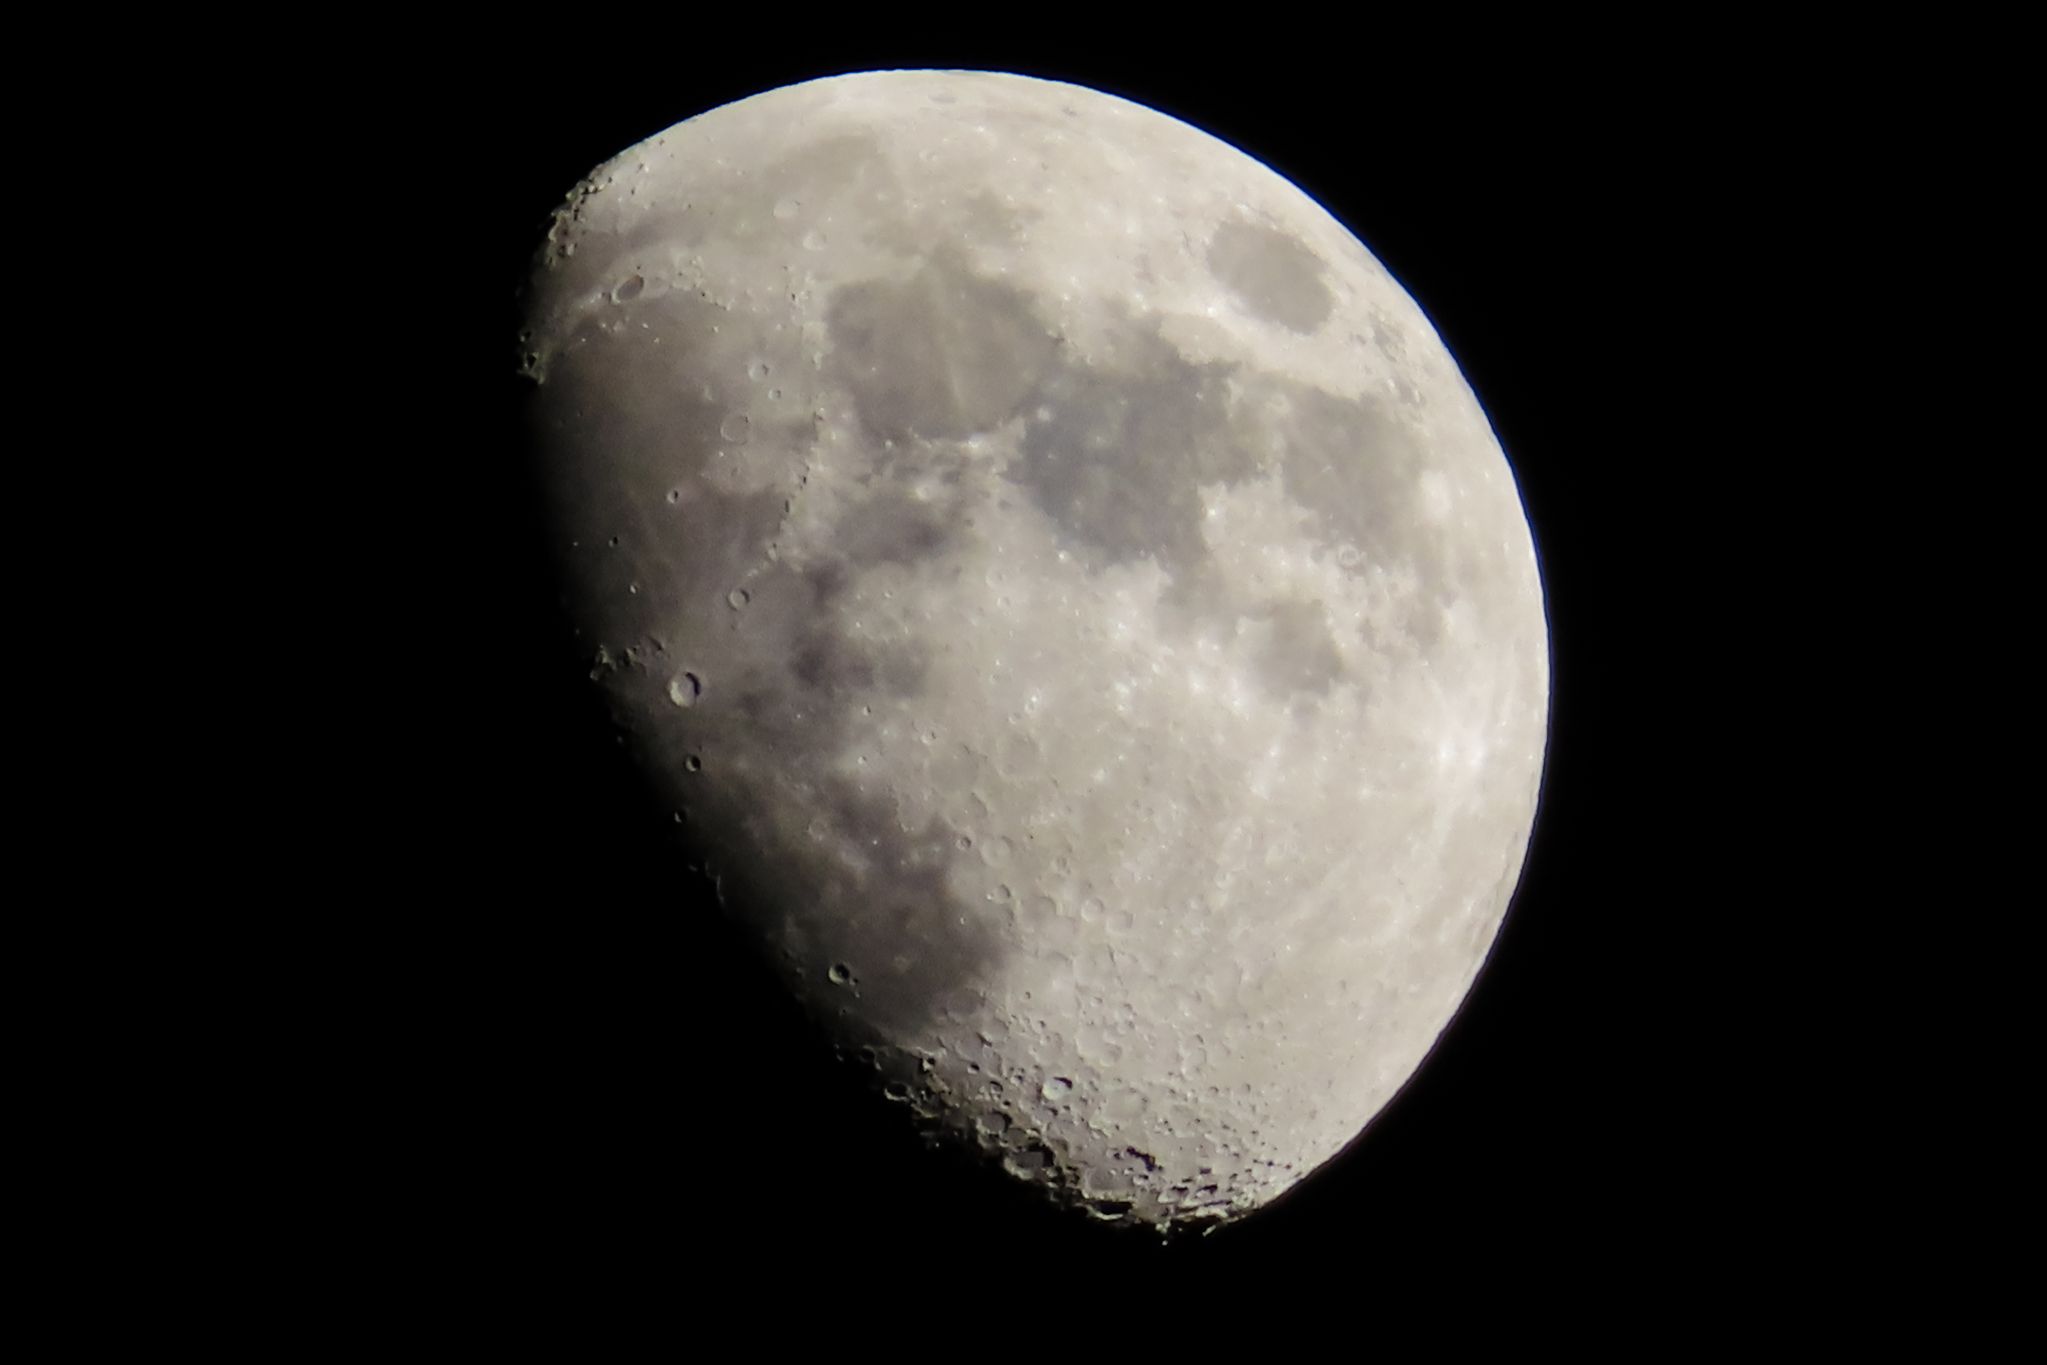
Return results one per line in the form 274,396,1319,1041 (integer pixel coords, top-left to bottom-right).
517,70,1548,1231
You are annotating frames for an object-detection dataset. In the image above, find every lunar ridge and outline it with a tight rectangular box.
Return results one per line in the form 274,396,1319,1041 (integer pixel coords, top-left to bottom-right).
518,70,1548,1230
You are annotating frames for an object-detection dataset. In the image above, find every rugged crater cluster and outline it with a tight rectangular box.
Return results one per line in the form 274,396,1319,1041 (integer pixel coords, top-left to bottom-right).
518,71,1548,1230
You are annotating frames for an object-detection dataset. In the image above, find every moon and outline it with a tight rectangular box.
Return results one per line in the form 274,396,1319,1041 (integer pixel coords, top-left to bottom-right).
516,69,1548,1231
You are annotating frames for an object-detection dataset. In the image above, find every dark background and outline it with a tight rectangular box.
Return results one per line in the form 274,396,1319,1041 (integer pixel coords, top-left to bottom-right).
336,33,1779,1308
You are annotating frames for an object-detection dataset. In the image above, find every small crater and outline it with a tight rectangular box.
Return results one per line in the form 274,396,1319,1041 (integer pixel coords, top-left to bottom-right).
827,962,855,986
1003,1143,1054,1177
611,274,644,303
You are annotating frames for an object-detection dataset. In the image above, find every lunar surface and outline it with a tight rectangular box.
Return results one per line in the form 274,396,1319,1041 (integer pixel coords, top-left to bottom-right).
517,70,1549,1231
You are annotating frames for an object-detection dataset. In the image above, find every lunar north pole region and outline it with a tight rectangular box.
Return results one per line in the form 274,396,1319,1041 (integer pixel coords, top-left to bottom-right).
517,70,1549,1231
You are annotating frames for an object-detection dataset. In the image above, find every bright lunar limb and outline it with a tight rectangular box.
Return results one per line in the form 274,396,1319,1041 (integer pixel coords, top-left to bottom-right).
518,70,1549,1231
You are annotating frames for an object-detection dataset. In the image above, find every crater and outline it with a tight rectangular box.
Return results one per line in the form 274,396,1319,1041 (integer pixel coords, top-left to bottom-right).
1206,220,1334,334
